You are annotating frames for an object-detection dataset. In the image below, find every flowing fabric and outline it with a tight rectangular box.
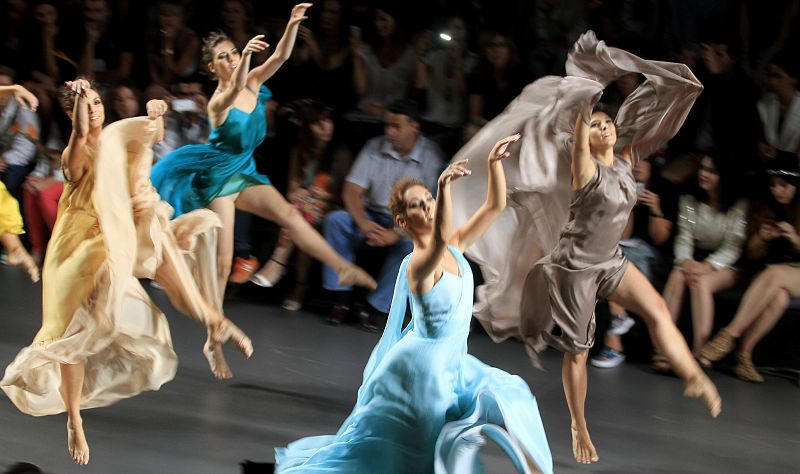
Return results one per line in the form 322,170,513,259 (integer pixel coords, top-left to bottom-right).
449,31,702,356
275,247,552,474
0,181,24,235
150,85,273,217
1,117,222,416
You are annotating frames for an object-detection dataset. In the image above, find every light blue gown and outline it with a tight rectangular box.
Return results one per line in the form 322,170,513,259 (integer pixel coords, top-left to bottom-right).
275,246,553,474
150,85,272,217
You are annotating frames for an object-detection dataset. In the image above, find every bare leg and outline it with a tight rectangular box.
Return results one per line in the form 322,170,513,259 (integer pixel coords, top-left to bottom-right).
60,362,89,465
562,352,598,464
726,266,795,337
699,266,799,365
207,196,237,298
1,233,39,282
236,186,376,290
661,267,687,322
688,268,737,353
610,263,721,417
739,288,790,354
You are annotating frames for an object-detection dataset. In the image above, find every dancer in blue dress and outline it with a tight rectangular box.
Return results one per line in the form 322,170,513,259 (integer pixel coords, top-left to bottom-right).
275,134,553,474
151,3,376,308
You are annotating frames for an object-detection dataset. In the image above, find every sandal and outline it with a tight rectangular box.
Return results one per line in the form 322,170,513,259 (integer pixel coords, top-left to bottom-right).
698,329,736,363
734,353,764,383
250,258,287,288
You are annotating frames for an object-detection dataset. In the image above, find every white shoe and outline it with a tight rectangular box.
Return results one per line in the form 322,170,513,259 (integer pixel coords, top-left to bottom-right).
250,273,274,288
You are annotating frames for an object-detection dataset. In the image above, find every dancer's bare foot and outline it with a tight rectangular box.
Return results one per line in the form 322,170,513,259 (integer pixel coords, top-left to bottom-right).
571,424,599,464
684,373,722,418
8,247,39,282
203,340,233,380
210,318,254,358
337,264,377,290
67,417,90,465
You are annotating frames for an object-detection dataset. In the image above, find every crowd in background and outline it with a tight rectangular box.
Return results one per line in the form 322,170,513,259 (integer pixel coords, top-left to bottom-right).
0,0,798,383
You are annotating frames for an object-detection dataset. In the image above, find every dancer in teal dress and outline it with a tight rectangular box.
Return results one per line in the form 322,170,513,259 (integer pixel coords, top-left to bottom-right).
151,4,376,324
275,134,553,474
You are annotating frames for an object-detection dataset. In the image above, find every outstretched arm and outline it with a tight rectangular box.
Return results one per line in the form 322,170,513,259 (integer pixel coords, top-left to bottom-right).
408,160,470,293
246,3,312,89
207,35,268,120
571,106,596,189
454,134,520,252
61,79,92,182
0,85,38,111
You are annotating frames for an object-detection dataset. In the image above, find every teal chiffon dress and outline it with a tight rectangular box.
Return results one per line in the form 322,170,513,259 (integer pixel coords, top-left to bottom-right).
150,86,272,216
275,246,553,474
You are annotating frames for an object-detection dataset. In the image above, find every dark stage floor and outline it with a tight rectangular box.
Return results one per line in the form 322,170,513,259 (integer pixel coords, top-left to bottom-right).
1,266,798,473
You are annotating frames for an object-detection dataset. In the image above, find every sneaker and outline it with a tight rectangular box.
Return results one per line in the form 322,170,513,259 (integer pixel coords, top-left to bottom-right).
325,304,350,325
590,348,626,368
608,314,635,336
229,256,258,284
357,308,380,333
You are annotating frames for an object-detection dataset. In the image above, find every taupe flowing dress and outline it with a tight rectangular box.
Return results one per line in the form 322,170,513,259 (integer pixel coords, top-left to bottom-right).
450,31,702,367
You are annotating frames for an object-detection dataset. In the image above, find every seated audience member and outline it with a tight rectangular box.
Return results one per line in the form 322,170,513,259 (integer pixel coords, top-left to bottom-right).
465,32,530,140
658,153,748,369
153,76,210,162
69,0,135,84
22,146,63,266
414,15,479,157
146,0,201,90
352,4,416,117
251,100,352,312
669,30,760,178
700,153,800,382
105,81,143,124
591,154,677,368
19,0,73,145
293,0,356,114
756,52,800,160
323,99,444,330
0,66,41,203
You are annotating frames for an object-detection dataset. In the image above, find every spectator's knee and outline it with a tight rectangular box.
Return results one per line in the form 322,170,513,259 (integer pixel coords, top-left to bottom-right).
772,288,791,308
323,210,351,235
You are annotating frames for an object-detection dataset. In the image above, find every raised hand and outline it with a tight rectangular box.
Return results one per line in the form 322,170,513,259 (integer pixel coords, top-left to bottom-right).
12,85,39,111
146,99,169,120
439,159,471,186
489,133,521,162
65,78,91,96
243,35,269,56
289,3,313,26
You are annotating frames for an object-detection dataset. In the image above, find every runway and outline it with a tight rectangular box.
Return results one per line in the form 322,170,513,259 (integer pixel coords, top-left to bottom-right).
1,265,798,473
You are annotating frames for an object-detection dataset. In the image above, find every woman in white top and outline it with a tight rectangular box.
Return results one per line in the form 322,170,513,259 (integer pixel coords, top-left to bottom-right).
660,154,748,365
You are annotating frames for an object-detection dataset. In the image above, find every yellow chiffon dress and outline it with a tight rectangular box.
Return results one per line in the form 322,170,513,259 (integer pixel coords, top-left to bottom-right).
0,181,24,235
1,118,221,416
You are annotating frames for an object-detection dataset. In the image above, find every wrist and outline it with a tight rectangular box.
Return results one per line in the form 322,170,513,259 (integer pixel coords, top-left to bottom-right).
649,208,664,218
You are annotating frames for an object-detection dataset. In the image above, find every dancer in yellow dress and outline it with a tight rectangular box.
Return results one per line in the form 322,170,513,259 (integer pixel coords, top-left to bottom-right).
1,78,252,465
0,84,39,282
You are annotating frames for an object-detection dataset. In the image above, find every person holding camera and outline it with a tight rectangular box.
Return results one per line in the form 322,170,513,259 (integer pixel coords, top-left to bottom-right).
700,153,800,382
